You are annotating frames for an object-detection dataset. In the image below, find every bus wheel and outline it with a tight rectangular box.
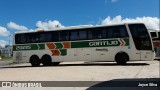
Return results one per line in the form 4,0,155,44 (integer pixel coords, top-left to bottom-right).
30,55,40,67
52,62,60,66
115,52,129,65
42,55,52,66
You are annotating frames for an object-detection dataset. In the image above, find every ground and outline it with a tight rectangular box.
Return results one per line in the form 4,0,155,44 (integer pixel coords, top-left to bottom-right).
0,60,159,90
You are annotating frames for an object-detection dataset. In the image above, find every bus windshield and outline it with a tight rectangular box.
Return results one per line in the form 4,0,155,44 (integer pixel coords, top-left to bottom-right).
129,24,152,50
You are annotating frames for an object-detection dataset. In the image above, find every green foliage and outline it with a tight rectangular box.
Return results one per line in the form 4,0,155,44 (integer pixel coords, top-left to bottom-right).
0,54,12,60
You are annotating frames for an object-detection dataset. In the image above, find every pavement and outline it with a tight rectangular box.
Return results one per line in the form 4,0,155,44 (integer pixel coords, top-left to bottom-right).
0,60,13,66
0,60,159,90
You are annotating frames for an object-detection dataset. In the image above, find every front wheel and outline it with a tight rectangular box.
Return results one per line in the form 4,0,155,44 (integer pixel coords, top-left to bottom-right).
115,52,129,65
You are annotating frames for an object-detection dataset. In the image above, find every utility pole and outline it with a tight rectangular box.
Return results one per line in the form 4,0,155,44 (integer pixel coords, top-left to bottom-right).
9,34,11,46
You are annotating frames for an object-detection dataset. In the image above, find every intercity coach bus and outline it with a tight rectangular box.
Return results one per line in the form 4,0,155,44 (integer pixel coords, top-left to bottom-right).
13,23,155,66
150,31,160,59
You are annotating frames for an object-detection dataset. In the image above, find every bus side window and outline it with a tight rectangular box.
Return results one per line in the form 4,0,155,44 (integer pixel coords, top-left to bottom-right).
18,34,27,44
60,31,70,41
15,34,23,44
31,33,39,43
88,30,92,39
79,30,87,40
39,32,52,42
88,28,103,39
113,29,120,38
53,31,59,42
119,27,129,38
108,28,113,38
107,25,128,38
102,28,107,39
97,29,103,39
70,31,78,41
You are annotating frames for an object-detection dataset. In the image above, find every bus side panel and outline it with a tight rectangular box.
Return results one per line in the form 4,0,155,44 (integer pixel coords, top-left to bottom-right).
62,49,77,62
91,46,130,62
129,39,141,61
91,47,109,61
77,48,91,61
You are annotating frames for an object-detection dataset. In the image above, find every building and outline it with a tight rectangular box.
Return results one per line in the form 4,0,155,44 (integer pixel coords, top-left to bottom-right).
0,45,13,57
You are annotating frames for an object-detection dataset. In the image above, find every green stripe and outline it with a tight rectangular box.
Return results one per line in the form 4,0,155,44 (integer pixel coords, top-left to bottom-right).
71,38,129,48
55,43,63,49
13,38,129,51
13,44,45,51
124,38,129,46
60,49,67,56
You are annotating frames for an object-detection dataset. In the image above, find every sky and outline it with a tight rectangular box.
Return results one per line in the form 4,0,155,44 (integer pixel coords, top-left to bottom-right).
0,0,159,47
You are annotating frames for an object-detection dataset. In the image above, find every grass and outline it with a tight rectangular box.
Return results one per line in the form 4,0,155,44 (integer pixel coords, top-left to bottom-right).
0,54,12,61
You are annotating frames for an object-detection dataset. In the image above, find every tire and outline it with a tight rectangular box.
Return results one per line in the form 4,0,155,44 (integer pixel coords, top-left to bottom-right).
52,62,60,66
30,55,40,67
115,52,129,65
42,55,52,66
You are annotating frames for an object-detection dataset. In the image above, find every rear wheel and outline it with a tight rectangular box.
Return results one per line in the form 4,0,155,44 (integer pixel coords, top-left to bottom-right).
42,55,52,66
115,52,129,65
30,55,40,67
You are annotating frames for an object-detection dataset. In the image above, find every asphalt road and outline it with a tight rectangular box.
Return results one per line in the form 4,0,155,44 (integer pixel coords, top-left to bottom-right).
0,60,159,90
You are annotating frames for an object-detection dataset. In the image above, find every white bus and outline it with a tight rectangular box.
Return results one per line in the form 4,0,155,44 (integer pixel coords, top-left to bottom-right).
13,23,155,66
151,31,160,59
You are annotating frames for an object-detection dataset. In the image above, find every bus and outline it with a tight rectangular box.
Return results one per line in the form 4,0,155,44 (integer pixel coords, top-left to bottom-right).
13,23,155,66
151,31,160,59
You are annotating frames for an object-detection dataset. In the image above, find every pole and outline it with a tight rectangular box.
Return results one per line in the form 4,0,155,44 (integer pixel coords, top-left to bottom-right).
9,35,11,46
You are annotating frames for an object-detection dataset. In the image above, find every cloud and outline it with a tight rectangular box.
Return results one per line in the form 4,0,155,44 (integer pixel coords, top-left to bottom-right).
101,15,160,30
7,22,29,31
0,40,8,48
111,0,119,3
0,26,10,36
36,20,64,30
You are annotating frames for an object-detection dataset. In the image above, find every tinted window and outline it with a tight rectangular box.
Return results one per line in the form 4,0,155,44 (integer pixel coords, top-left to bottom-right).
88,28,105,39
59,31,70,41
107,25,128,38
70,30,79,41
15,34,27,44
129,24,152,50
15,25,129,44
79,30,87,40
15,32,53,44
39,32,52,42
53,31,59,42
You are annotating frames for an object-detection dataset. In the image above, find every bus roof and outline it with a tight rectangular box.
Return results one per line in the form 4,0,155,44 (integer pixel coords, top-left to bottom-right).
14,23,144,34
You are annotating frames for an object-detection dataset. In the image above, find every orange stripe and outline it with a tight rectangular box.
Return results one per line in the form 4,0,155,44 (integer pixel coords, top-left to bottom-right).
63,42,70,48
51,50,60,56
46,43,56,49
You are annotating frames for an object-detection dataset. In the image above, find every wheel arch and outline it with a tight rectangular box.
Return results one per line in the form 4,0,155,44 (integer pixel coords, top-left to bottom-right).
29,55,40,63
115,51,130,61
41,54,52,61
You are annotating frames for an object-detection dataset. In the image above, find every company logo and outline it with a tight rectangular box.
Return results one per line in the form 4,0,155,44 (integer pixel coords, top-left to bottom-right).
16,45,31,51
89,41,119,47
